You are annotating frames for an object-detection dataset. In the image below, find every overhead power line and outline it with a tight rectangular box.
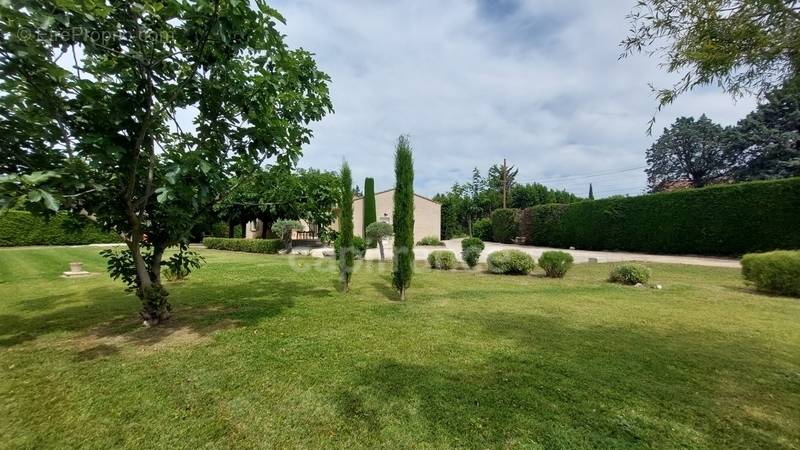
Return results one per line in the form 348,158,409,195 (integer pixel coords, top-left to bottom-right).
516,166,646,184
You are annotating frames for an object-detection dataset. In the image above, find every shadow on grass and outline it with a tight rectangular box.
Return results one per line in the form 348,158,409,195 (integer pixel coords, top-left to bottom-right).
0,276,333,350
334,312,797,449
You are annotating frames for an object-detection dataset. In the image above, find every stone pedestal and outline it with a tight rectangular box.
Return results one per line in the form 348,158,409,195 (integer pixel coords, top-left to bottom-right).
63,262,91,278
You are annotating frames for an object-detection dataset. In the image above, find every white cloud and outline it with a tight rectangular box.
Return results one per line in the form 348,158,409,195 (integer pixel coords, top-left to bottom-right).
269,0,757,198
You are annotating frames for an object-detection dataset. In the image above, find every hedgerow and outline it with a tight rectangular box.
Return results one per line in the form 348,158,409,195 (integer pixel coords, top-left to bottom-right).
522,178,800,256
202,237,282,254
0,210,121,246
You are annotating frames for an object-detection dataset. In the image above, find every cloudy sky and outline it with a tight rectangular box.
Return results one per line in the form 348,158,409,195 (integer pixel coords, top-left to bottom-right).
270,0,756,198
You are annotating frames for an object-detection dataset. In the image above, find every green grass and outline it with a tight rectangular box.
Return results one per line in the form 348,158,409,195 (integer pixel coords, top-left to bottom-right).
0,247,799,449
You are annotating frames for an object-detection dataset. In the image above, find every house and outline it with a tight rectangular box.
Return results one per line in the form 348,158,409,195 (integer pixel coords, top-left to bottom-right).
336,189,442,243
245,188,441,243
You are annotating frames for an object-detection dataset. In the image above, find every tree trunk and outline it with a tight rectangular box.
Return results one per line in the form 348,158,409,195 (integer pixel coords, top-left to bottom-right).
240,221,246,238
260,219,267,239
378,240,385,261
399,287,405,301
228,222,234,238
128,239,171,326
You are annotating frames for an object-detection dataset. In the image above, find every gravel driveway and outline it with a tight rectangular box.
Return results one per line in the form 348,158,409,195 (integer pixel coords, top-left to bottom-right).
303,239,740,268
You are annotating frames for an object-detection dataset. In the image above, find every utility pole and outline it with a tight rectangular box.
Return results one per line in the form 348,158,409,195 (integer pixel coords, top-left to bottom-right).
502,158,507,209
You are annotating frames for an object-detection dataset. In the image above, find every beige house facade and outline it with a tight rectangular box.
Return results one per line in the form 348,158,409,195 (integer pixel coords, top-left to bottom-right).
245,189,441,243
332,189,441,242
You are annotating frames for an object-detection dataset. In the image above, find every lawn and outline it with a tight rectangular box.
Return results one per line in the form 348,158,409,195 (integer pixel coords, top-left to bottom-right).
1,247,798,449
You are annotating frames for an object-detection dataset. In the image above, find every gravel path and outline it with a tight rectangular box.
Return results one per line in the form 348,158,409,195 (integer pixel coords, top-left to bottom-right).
302,239,740,268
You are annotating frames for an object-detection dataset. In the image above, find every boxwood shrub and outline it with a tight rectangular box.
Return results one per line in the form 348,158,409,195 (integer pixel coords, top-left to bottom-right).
416,235,444,246
203,237,282,254
461,237,485,269
608,263,651,285
538,250,574,278
521,178,800,256
0,210,121,246
741,250,800,297
334,235,367,260
487,249,534,275
427,250,458,270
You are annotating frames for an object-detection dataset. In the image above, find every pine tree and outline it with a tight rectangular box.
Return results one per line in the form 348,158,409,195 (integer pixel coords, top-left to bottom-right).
392,136,415,301
338,162,354,292
363,177,377,238
588,183,594,200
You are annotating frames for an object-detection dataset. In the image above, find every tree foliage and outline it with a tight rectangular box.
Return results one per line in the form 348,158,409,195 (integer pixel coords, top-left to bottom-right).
363,177,377,239
646,115,728,191
435,174,580,240
0,0,332,325
271,219,303,251
365,221,392,261
726,76,800,180
338,162,354,292
392,136,414,300
622,0,800,126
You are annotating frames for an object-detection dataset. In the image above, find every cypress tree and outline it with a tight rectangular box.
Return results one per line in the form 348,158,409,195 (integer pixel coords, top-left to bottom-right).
588,183,594,200
338,162,354,292
363,177,377,239
392,136,415,300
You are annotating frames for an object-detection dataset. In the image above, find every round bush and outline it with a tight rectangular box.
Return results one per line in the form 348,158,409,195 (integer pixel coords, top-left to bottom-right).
538,251,574,278
334,235,367,260
461,237,485,269
487,249,534,275
427,250,458,270
608,263,651,285
416,235,444,246
741,250,800,297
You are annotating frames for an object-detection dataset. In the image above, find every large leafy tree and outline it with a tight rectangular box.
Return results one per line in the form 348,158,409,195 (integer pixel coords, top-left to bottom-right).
392,135,414,301
727,76,800,180
646,115,728,191
508,182,580,208
621,0,800,128
0,0,332,325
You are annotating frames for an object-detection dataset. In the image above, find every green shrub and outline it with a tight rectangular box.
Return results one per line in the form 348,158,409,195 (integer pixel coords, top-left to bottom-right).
538,251,574,278
202,237,282,254
0,210,121,246
741,250,800,297
608,263,652,285
416,235,444,246
472,217,492,241
460,237,485,269
491,209,518,243
522,178,800,256
487,249,534,275
427,250,458,270
334,235,367,260
162,243,206,281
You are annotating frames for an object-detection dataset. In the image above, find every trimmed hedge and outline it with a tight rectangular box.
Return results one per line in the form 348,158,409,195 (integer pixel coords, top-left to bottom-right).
487,249,534,275
427,250,458,270
0,210,121,246
741,250,800,297
203,237,282,254
416,235,444,246
538,250,574,278
522,178,800,256
461,237,485,269
491,208,518,243
608,263,652,285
